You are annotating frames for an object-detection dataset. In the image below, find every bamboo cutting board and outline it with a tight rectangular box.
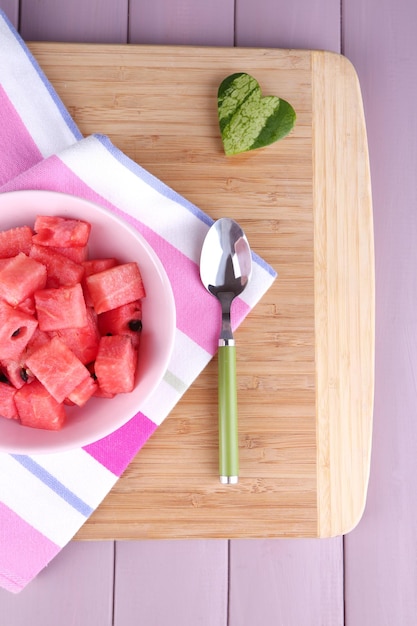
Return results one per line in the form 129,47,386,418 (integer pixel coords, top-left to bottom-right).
28,43,374,538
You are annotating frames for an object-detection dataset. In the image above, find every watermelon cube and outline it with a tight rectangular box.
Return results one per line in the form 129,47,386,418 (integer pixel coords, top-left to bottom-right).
67,375,97,406
34,283,88,331
95,335,137,394
0,225,33,258
24,328,51,359
0,328,49,390
49,245,88,264
0,381,18,419
86,262,145,314
33,215,91,248
92,385,115,399
0,252,47,306
51,306,100,364
82,258,118,276
14,380,66,430
25,336,90,403
1,359,34,389
30,244,85,288
82,258,118,307
98,299,143,349
0,301,38,361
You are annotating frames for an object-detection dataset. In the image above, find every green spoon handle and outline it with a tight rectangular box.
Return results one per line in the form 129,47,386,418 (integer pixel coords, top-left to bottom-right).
218,343,239,483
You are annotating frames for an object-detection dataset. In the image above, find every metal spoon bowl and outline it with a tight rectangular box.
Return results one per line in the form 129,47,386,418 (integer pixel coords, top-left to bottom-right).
200,218,252,484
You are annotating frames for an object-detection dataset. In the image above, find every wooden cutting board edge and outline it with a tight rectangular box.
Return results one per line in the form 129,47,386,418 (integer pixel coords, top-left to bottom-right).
311,50,375,537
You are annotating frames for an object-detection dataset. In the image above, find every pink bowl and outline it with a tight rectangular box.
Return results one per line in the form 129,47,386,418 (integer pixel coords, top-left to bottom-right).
0,190,176,453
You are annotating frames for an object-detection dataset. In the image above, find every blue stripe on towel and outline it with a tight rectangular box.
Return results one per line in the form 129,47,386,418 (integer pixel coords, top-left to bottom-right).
11,455,93,517
251,250,277,277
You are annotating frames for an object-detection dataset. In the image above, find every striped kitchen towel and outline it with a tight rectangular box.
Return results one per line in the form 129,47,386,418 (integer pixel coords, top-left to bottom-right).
0,10,276,593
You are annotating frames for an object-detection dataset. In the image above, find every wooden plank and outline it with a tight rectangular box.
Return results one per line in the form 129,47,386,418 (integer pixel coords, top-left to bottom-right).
229,538,344,625
235,0,340,53
20,0,128,43
0,542,114,624
128,0,234,46
343,0,417,623
25,41,373,540
0,0,19,27
114,540,228,625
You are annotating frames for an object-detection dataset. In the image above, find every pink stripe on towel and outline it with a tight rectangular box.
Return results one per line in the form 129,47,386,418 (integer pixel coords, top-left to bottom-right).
84,412,157,476
0,86,43,186
0,502,60,593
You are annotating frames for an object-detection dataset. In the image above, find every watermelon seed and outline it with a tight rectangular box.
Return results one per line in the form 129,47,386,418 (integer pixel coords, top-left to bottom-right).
128,320,142,332
11,326,27,340
20,368,29,383
0,372,9,384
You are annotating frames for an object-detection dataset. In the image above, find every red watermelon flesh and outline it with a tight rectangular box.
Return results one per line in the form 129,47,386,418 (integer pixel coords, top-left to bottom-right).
51,306,100,364
34,283,88,331
0,214,146,431
0,225,33,258
67,375,97,407
50,245,88,264
15,380,66,430
30,244,85,288
1,328,50,389
86,262,145,314
82,258,118,307
0,381,18,419
33,215,91,248
82,258,118,276
25,336,90,403
0,301,39,361
17,296,36,316
0,252,47,306
92,385,115,399
98,299,143,349
1,359,34,389
95,335,137,394
84,361,115,398
24,328,51,359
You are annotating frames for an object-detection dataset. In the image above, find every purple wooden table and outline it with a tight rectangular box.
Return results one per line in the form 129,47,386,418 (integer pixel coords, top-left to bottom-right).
0,1,416,624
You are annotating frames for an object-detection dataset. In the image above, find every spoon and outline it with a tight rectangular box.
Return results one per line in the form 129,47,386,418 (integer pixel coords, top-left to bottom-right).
200,218,252,484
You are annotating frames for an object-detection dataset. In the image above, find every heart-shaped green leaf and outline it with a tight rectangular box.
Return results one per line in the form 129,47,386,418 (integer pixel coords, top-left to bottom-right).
217,72,296,156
